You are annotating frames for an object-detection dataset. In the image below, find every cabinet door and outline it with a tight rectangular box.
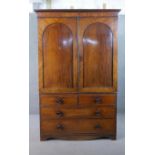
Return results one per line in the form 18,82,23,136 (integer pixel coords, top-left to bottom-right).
78,18,118,92
38,18,78,93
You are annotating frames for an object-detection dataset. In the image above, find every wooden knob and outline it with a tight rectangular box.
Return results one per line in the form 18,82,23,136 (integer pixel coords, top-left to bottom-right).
56,97,64,105
56,124,64,130
95,111,101,116
94,97,102,104
56,111,64,117
94,124,102,129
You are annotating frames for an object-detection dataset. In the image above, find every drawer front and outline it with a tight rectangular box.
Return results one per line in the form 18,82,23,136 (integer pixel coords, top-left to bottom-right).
41,119,115,135
40,94,77,107
79,94,116,106
41,106,115,119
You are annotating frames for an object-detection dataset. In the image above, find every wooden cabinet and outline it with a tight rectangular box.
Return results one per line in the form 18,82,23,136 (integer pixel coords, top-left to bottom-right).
35,9,120,140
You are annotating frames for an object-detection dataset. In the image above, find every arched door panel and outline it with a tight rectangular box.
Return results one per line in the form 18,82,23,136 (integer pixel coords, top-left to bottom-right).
79,19,116,92
83,23,113,87
43,23,73,88
38,18,78,93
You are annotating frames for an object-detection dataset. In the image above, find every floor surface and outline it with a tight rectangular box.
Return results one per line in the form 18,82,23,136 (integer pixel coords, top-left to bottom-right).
30,113,125,155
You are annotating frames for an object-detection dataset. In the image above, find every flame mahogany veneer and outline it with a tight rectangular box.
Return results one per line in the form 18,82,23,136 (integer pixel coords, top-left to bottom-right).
35,9,120,140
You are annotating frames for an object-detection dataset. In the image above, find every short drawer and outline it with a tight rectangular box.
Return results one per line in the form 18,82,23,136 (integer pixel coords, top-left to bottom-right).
41,106,115,119
40,94,77,107
41,119,115,135
79,94,116,106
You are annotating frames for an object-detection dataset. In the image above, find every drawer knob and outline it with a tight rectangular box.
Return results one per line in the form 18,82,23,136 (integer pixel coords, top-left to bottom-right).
56,97,64,105
94,97,102,104
95,111,101,116
56,111,64,118
94,124,102,129
56,124,64,130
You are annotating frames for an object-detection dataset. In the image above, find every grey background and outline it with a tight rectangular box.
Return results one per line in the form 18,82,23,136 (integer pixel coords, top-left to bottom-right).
29,13,125,114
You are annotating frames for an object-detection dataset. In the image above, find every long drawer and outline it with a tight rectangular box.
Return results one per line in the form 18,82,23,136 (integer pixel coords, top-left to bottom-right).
41,106,115,119
41,119,115,136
